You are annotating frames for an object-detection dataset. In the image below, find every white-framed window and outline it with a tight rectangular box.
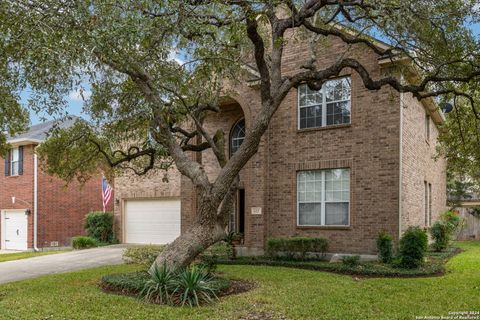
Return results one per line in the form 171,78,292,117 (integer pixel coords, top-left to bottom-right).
297,168,350,226
230,118,245,156
298,77,351,129
10,147,19,176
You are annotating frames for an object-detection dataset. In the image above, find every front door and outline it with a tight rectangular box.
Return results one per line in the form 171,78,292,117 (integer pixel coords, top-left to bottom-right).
3,211,28,250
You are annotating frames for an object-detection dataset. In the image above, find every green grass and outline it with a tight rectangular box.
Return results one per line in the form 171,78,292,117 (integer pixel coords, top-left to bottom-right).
0,242,479,319
0,250,69,263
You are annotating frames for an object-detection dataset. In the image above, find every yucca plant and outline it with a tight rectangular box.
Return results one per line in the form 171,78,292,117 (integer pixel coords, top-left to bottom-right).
173,265,219,307
140,263,177,304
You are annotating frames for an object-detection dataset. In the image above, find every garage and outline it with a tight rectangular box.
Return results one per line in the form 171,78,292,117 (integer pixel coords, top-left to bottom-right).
2,210,28,251
124,199,181,245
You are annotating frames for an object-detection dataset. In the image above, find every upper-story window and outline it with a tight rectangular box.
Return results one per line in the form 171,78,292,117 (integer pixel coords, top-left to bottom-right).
425,114,430,142
230,118,245,156
4,146,23,176
298,77,351,130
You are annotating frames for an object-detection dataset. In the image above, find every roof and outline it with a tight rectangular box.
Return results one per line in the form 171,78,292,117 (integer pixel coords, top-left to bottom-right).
7,116,80,145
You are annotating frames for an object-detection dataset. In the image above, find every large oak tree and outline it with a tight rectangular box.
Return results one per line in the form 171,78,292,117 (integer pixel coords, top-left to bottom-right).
1,0,479,269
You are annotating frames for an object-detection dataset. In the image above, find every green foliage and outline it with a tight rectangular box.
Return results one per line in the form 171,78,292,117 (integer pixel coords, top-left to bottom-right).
430,221,450,252
376,231,394,263
470,207,480,217
122,245,164,267
101,271,150,294
85,211,114,243
141,263,177,305
438,100,480,192
398,227,428,269
266,237,328,260
173,266,219,307
223,231,236,245
429,211,462,252
440,211,461,233
341,255,360,267
217,246,460,277
72,236,97,249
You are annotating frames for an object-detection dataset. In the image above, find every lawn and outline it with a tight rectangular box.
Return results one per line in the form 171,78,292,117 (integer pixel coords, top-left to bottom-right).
0,250,69,263
0,242,478,320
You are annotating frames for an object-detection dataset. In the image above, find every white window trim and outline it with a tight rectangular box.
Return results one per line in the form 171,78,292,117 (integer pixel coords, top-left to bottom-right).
297,77,351,130
296,169,351,227
10,147,20,177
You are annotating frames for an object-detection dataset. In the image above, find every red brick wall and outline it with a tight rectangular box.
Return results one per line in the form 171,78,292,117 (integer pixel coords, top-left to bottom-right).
0,145,36,248
0,143,111,249
37,169,109,248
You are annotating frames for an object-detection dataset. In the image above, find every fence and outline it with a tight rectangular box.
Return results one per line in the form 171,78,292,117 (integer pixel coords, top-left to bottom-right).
456,207,480,240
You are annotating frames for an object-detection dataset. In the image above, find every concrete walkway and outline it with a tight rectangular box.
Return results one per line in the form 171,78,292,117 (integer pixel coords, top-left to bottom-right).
0,245,125,285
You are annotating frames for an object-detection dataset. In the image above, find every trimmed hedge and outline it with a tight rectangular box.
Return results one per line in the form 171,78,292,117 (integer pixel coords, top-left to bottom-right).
72,236,97,249
266,237,328,260
85,211,114,243
216,246,460,278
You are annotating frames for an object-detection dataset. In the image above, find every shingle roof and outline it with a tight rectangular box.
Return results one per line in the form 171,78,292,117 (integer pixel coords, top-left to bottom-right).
8,116,80,143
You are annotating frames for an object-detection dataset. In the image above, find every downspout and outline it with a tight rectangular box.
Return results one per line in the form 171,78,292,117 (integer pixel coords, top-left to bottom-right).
33,153,39,251
398,75,404,241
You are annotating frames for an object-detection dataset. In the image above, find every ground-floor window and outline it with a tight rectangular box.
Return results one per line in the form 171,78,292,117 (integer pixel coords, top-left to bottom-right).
297,168,350,226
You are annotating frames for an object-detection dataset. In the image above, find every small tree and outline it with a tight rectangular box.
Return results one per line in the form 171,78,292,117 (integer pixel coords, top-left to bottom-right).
399,227,428,269
376,231,394,264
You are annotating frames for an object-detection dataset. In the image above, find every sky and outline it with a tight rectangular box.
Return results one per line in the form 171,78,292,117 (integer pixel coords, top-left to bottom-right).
26,23,480,125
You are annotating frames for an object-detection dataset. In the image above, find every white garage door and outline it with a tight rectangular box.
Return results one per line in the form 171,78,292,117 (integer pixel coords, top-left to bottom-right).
124,199,181,245
3,211,28,250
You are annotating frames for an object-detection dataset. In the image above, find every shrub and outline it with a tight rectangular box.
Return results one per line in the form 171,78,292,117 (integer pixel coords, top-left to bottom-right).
430,221,450,252
440,210,461,234
85,211,114,243
141,263,177,305
341,255,360,267
123,245,164,267
266,237,328,260
376,231,394,263
172,266,219,307
399,226,428,269
72,236,97,249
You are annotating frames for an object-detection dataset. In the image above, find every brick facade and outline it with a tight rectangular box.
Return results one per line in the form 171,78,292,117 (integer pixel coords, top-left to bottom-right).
0,144,108,249
179,35,447,255
115,34,447,255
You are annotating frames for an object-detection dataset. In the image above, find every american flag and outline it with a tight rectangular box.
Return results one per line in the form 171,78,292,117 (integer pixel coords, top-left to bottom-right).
102,177,113,212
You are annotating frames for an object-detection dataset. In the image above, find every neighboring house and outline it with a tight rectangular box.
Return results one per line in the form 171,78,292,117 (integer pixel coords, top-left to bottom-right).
113,33,447,255
0,119,108,251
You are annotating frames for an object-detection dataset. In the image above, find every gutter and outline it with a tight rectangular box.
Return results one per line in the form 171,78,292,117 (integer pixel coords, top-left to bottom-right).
33,153,39,251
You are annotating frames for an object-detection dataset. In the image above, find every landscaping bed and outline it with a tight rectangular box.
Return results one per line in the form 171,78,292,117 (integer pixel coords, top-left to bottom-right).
215,246,461,278
99,271,255,303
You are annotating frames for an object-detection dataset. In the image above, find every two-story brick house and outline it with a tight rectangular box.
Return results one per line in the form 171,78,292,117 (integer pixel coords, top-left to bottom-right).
0,119,108,251
113,34,447,256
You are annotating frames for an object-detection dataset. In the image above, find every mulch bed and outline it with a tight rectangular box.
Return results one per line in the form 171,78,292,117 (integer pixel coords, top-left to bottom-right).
217,279,255,298
99,277,255,304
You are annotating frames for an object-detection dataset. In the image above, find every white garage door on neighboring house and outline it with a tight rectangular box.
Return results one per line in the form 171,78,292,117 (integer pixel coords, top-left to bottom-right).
124,199,181,245
2,210,28,251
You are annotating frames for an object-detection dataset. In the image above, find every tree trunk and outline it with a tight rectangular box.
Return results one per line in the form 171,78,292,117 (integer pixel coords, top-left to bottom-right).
150,219,226,272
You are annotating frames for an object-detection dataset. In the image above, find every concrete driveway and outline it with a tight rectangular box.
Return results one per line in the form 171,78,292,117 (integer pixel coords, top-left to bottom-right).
0,245,125,285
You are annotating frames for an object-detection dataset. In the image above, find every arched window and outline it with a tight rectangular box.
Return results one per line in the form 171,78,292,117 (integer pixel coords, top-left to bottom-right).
230,118,245,156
